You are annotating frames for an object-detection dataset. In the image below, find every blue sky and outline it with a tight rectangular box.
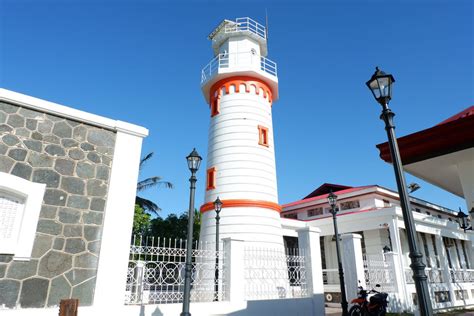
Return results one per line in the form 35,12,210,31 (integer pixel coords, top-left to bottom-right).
1,0,472,217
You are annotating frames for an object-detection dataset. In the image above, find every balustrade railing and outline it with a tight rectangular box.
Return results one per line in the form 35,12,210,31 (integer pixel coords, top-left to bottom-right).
201,51,277,84
450,268,474,283
322,268,339,285
224,17,266,39
404,267,446,284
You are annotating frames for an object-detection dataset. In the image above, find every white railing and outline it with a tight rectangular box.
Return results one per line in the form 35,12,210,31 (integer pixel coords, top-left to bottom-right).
363,254,395,293
450,269,474,283
201,51,277,83
244,247,309,300
224,17,266,40
125,236,225,304
322,268,339,285
404,267,445,284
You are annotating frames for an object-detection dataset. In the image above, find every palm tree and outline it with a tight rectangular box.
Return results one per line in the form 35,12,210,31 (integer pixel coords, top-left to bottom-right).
136,152,173,215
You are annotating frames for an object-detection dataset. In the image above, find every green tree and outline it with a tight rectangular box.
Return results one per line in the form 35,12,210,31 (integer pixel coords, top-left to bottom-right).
149,210,201,242
136,152,173,215
133,204,151,235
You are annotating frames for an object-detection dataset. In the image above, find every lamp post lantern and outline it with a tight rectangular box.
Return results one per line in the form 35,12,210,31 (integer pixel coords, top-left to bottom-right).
213,197,222,301
181,148,202,316
457,208,472,232
328,191,349,316
366,67,433,316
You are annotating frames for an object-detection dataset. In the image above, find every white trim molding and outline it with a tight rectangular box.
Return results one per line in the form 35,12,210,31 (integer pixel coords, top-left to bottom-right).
0,172,46,261
93,130,144,309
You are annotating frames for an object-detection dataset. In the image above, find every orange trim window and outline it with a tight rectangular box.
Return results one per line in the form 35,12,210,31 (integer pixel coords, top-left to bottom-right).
206,167,216,190
258,125,269,147
211,96,220,117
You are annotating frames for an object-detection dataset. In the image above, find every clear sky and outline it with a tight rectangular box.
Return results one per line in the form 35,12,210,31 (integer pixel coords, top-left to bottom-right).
1,0,472,217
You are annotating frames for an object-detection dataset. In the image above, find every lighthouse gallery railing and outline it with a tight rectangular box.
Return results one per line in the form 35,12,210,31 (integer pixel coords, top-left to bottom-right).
201,51,277,84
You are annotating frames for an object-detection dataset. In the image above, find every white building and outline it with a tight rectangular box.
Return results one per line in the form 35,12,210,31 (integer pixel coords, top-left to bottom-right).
281,182,474,312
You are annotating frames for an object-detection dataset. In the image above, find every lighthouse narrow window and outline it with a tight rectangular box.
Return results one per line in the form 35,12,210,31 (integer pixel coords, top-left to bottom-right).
258,125,269,147
206,167,216,190
211,97,220,117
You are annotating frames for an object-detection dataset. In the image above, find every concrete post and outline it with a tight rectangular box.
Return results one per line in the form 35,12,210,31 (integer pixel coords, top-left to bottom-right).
384,252,407,311
223,238,245,303
297,226,325,316
435,235,455,307
341,233,365,302
388,218,409,309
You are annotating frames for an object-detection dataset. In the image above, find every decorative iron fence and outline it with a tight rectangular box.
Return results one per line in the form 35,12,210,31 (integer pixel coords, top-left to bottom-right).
363,254,395,293
125,236,225,304
243,246,309,300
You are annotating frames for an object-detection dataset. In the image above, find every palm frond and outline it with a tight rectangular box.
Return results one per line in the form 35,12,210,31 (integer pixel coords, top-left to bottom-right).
136,196,161,215
139,152,154,171
137,177,173,192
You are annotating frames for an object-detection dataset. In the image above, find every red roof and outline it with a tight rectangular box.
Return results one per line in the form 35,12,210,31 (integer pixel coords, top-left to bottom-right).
438,106,474,125
376,105,474,165
282,185,376,209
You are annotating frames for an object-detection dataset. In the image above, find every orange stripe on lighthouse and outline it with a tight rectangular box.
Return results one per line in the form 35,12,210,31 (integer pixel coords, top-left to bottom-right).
209,76,274,109
200,199,282,213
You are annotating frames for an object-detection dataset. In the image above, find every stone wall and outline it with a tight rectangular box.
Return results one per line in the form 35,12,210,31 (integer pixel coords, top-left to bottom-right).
0,101,116,308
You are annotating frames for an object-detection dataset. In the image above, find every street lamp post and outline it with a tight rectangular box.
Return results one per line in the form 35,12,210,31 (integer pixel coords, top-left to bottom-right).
213,197,222,301
366,67,433,316
328,191,349,316
181,148,202,316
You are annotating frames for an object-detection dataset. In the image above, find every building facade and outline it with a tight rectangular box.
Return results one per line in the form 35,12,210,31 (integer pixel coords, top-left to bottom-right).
281,183,474,312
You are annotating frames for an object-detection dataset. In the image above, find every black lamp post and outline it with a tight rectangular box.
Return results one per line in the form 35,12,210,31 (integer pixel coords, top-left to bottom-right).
457,208,472,232
181,148,202,316
328,191,348,316
366,67,433,316
213,197,222,301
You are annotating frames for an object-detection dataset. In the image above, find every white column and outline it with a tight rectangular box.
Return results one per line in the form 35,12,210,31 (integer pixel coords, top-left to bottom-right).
297,227,325,316
341,233,365,302
93,130,145,309
223,238,245,303
384,252,407,310
388,218,409,308
457,159,474,212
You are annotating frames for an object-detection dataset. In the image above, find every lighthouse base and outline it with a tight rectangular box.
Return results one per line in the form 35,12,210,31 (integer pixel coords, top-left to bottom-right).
199,206,285,247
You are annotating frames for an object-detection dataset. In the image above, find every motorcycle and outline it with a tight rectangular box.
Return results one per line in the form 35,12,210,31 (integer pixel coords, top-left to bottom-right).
349,284,388,316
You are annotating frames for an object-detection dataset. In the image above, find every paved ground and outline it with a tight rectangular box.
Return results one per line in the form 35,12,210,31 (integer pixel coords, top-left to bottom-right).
326,304,342,316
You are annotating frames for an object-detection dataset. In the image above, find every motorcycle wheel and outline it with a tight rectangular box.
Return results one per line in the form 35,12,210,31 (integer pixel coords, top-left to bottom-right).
349,305,363,316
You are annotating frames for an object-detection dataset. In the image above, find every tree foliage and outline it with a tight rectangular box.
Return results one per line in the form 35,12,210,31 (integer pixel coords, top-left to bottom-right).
133,204,151,235
149,210,201,241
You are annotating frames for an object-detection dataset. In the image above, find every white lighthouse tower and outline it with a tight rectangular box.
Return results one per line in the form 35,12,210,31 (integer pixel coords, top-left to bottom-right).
199,18,283,248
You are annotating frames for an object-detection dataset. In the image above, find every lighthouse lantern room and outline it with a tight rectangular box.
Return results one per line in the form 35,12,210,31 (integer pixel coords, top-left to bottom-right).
199,17,284,248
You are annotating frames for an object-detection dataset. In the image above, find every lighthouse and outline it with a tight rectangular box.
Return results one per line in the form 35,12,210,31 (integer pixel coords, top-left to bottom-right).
199,18,283,248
